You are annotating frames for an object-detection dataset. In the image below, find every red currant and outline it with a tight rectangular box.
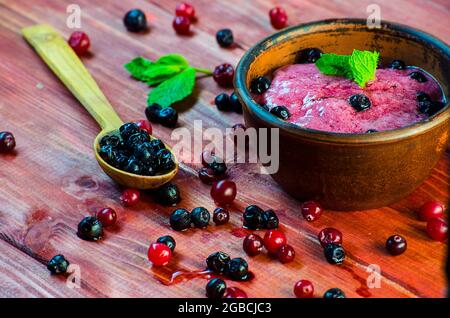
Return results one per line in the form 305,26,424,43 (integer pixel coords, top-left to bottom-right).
318,228,343,248
96,208,117,227
213,207,230,225
419,201,445,222
175,2,195,20
294,280,314,298
211,180,236,205
68,31,90,56
135,119,152,135
213,63,235,87
263,229,287,254
301,201,323,222
243,234,264,256
269,7,288,29
426,218,448,241
148,242,172,266
277,244,295,263
224,287,247,298
173,15,191,35
120,188,140,207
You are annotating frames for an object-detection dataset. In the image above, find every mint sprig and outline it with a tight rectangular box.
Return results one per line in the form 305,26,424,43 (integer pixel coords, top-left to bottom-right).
124,54,212,107
315,50,379,87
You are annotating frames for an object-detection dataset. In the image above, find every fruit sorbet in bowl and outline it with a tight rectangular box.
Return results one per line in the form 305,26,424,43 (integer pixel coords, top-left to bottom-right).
257,59,446,133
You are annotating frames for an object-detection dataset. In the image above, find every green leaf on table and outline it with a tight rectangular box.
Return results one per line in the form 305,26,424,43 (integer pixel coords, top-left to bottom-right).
124,57,154,81
156,54,189,68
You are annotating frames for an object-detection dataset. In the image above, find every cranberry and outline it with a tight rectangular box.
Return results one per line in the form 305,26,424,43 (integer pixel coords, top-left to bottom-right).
243,234,264,256
198,167,218,184
213,63,235,87
318,228,343,248
0,131,16,153
148,242,172,266
277,244,295,263
173,16,191,35
294,280,314,298
120,188,140,207
175,2,195,20
211,180,237,205
269,7,288,29
419,201,445,222
213,207,230,225
385,235,407,256
263,229,287,254
96,208,117,227
300,201,323,222
224,287,247,298
426,218,448,241
68,31,90,56
135,119,152,135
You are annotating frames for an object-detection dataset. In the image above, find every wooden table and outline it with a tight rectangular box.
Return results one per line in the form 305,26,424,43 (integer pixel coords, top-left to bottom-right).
0,0,448,298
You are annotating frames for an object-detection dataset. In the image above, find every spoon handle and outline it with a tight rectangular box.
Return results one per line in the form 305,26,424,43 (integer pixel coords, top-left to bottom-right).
22,24,123,131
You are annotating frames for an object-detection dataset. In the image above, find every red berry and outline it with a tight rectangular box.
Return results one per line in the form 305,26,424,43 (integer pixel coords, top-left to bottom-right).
135,119,152,135
120,188,140,207
0,131,15,153
173,15,191,35
148,242,172,266
277,244,295,263
301,201,323,222
211,180,236,205
263,229,287,254
294,280,314,298
318,228,343,248
224,287,247,298
213,207,230,225
385,235,407,256
175,2,195,20
96,208,117,227
426,218,448,241
213,63,235,87
419,201,445,222
68,31,90,56
243,234,264,256
269,7,287,29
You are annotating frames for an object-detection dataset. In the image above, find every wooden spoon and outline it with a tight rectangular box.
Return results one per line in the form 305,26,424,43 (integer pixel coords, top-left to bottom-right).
22,24,178,189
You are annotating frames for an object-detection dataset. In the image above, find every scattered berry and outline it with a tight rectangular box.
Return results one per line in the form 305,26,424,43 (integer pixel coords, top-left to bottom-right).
229,92,243,113
277,244,295,263
191,207,211,228
173,15,191,35
243,205,264,230
170,208,192,231
349,94,371,112
157,106,178,127
318,228,343,248
225,257,249,281
211,180,237,205
294,280,314,298
261,209,279,229
77,216,103,241
224,287,248,298
120,188,140,207
419,201,445,222
409,71,427,83
135,119,152,135
145,104,163,122
250,76,271,94
123,9,147,32
156,235,176,252
295,48,323,63
213,63,235,87
243,234,264,256
206,278,227,299
202,152,227,176
206,251,231,273
323,288,346,298
263,229,287,254
68,31,90,56
96,208,117,227
269,7,288,29
216,28,234,48
154,182,181,206
213,207,230,225
301,201,323,222
215,93,232,111
385,235,407,256
120,122,140,141
426,218,448,241
198,167,218,185
175,2,195,20
47,255,69,275
323,243,345,264
388,59,406,70
148,242,172,266
270,105,290,120
0,131,15,153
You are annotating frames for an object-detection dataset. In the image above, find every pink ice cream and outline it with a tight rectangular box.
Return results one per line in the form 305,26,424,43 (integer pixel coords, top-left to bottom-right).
260,64,445,133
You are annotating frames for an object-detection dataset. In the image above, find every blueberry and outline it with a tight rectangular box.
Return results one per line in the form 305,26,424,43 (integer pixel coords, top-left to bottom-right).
207,160,227,176
206,251,231,273
388,59,406,70
0,131,16,153
47,255,69,275
323,288,346,298
99,135,121,148
323,243,346,265
250,77,271,94
134,142,157,165
145,104,162,122
141,164,156,176
170,208,191,231
270,105,290,120
261,104,270,111
155,182,181,206
295,48,323,64
123,9,147,32
119,122,140,141
98,145,118,166
225,257,249,281
206,278,227,299
261,209,279,229
366,129,378,134
149,139,166,152
158,107,178,127
216,28,234,48
409,71,427,83
156,235,176,252
77,216,103,241
115,151,130,169
230,92,243,113
156,149,175,173
243,205,264,230
417,92,431,103
191,207,210,228
124,157,142,175
126,131,151,150
348,94,371,112
214,93,232,111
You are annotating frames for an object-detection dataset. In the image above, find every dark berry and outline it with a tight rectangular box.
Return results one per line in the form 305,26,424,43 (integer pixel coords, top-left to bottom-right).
301,200,323,222
323,288,345,298
243,234,264,256
96,208,117,227
157,106,178,127
135,119,152,135
385,235,407,256
175,2,195,20
68,31,90,56
294,280,314,298
99,135,121,148
124,157,142,175
295,48,323,64
98,145,117,166
224,287,248,298
323,243,345,264
198,167,218,184
149,139,166,151
213,207,230,225
191,207,211,228
366,129,378,133
261,104,270,111
134,142,157,165
0,131,16,153
155,182,181,206
77,216,103,241
127,131,151,150
211,180,236,205
261,209,279,229
202,152,227,176
213,63,235,87
156,235,176,252
417,92,434,114
348,94,371,112
216,28,234,48
243,205,264,230
277,244,295,263
250,76,271,94
230,92,243,113
409,71,427,83
148,242,172,266
263,229,287,254
173,15,191,35
119,122,140,141
170,208,191,231
214,93,232,111
120,188,140,207
225,257,248,281
206,278,226,299
123,9,147,32
269,7,288,29
426,218,448,241
206,251,231,273
388,59,406,70
419,201,445,221
318,228,343,248
270,106,290,120
47,255,70,275
145,104,162,122
157,148,176,173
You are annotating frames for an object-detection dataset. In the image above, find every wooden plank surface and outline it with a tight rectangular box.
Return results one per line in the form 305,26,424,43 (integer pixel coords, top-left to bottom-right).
0,0,449,298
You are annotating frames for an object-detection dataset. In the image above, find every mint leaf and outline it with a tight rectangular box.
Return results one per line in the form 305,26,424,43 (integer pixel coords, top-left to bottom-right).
156,54,189,68
124,57,154,81
348,50,379,87
147,67,196,107
315,54,351,77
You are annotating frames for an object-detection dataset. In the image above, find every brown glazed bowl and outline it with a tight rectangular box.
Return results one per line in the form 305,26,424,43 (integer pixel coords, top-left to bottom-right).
234,19,450,211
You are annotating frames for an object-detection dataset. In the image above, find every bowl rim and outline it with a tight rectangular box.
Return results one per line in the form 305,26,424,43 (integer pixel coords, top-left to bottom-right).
234,18,450,144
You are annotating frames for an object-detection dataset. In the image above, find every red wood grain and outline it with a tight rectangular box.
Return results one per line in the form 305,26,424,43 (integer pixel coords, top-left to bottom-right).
0,0,448,298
